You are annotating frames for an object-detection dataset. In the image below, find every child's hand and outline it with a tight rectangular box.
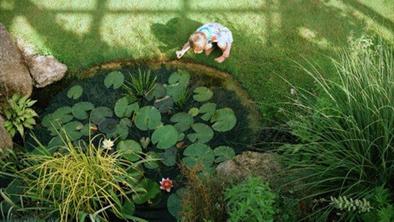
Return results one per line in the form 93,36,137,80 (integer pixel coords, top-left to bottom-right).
176,50,184,59
215,56,226,63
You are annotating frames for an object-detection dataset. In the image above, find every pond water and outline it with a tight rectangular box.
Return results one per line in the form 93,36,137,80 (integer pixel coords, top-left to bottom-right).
26,61,262,221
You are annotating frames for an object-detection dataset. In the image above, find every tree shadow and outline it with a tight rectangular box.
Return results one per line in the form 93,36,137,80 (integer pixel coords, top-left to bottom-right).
150,0,376,121
0,0,132,73
343,0,394,32
151,17,202,51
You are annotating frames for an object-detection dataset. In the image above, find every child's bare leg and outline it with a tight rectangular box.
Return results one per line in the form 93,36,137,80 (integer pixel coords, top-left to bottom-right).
205,47,214,55
215,43,231,63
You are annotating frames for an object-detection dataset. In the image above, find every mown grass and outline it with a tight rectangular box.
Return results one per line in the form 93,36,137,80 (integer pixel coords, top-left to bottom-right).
0,0,393,120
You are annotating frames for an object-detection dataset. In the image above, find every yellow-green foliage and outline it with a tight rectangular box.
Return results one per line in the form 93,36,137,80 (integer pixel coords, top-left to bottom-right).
21,135,146,222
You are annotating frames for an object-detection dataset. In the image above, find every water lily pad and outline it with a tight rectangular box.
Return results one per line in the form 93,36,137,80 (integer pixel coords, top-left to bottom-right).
168,70,190,86
47,136,63,149
98,118,118,134
81,123,96,136
214,146,235,163
183,143,214,170
104,71,124,89
67,85,83,100
167,188,185,219
188,107,199,117
114,96,139,118
90,106,113,124
144,152,160,169
211,108,237,132
160,148,177,167
120,199,135,220
193,87,213,102
107,119,131,139
199,102,217,121
151,125,179,149
154,96,173,113
133,179,161,204
170,112,193,132
187,123,214,143
135,106,162,131
63,121,84,141
165,84,187,103
72,102,94,120
147,83,166,100
50,106,73,124
117,140,142,162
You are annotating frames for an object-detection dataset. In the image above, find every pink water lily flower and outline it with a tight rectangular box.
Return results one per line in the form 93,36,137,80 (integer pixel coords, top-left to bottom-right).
160,178,173,192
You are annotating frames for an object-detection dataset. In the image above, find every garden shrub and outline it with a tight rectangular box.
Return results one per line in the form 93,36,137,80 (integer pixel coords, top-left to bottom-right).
224,176,276,222
282,37,394,220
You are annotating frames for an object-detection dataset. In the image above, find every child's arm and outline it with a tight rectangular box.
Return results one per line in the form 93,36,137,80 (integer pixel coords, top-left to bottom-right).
176,42,191,59
215,43,232,63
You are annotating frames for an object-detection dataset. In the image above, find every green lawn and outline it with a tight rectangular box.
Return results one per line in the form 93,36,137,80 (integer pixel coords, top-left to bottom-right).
1,0,393,121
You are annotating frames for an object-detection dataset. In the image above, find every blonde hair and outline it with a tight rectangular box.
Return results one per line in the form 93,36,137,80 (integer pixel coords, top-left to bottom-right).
189,32,207,49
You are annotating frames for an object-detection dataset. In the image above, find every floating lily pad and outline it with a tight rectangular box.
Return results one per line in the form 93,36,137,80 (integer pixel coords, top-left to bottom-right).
90,106,113,124
165,84,187,103
187,123,214,143
133,179,161,204
151,125,179,149
147,83,166,100
114,96,139,118
81,123,96,137
144,152,160,169
188,107,199,117
120,199,135,220
168,70,190,86
72,102,94,120
107,119,131,139
63,121,84,141
104,71,124,89
117,140,142,162
199,102,217,121
170,112,193,132
214,146,235,163
183,143,214,170
50,106,73,124
98,118,118,134
211,108,237,132
154,96,173,113
67,85,83,100
160,148,177,167
193,87,213,102
135,106,162,131
167,188,185,219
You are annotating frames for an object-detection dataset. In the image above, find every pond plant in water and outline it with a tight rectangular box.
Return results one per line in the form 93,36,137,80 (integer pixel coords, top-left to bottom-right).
1,69,241,221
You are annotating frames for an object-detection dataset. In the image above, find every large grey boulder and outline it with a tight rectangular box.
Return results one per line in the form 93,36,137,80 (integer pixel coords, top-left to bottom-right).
16,38,67,88
0,24,33,98
0,115,12,149
216,151,282,183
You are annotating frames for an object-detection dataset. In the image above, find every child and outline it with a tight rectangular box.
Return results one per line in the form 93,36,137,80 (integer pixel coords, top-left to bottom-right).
176,23,233,63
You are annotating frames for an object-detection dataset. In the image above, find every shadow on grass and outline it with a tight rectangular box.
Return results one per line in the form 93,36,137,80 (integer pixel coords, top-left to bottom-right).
150,0,371,122
0,0,132,73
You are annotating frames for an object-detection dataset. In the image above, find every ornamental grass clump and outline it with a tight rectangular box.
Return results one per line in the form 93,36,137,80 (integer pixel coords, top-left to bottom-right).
21,134,146,222
282,37,394,220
